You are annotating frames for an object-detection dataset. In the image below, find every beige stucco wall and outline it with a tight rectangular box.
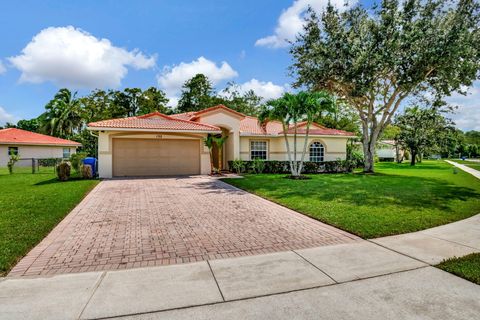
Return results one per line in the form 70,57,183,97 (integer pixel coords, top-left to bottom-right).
97,131,211,178
0,145,76,167
239,136,349,162
197,111,241,163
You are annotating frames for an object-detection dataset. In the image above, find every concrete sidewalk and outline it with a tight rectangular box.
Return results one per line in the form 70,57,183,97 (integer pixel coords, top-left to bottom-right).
446,159,480,179
2,214,480,319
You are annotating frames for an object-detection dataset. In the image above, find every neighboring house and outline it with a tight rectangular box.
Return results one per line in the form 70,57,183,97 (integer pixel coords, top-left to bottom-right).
377,140,404,162
0,128,81,166
87,105,356,178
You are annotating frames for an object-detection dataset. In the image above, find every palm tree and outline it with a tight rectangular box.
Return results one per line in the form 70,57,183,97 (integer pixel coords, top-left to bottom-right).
212,135,228,172
204,134,216,174
40,89,83,139
259,91,335,178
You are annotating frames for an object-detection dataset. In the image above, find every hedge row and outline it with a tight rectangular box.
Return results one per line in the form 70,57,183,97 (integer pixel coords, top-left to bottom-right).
228,159,360,174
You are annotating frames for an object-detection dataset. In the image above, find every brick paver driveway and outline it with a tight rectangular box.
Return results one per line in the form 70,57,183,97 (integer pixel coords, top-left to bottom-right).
10,177,359,276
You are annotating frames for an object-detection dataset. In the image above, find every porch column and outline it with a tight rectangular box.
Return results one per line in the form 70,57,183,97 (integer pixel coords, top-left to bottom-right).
233,130,240,160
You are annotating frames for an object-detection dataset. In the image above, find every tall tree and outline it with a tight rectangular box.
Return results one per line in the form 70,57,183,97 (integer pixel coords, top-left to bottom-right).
394,106,454,165
314,97,360,134
259,91,335,178
177,74,215,112
138,87,170,115
290,0,480,172
16,118,40,132
40,88,82,138
219,82,263,116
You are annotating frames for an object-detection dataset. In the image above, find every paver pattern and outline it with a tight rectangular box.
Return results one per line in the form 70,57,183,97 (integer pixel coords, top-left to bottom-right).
9,177,358,277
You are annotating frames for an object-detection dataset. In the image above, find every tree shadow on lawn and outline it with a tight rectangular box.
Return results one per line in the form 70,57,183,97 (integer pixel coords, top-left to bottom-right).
34,176,95,186
239,174,480,212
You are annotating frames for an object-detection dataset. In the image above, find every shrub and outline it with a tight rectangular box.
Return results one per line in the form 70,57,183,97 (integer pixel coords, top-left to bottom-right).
231,159,245,174
81,164,94,179
56,162,71,181
251,158,266,174
7,153,20,174
70,152,88,173
228,160,353,174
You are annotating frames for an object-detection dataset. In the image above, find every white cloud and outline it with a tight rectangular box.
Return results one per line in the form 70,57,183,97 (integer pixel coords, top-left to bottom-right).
157,56,238,98
0,60,6,74
256,0,355,48
224,79,287,101
8,26,155,89
0,107,17,126
447,82,480,131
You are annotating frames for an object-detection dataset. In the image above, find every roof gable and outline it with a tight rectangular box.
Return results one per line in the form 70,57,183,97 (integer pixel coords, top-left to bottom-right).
190,105,246,120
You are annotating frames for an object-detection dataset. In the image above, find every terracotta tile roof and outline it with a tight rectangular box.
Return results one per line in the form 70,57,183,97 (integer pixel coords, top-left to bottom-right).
88,112,222,132
0,128,81,146
239,118,355,137
239,116,284,135
281,121,356,137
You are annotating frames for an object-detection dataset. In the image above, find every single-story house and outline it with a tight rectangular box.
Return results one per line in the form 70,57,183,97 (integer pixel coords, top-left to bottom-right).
0,128,81,166
377,140,404,162
87,105,356,178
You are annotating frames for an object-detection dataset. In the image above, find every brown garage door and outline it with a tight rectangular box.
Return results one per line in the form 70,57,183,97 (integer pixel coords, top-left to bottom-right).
113,138,200,177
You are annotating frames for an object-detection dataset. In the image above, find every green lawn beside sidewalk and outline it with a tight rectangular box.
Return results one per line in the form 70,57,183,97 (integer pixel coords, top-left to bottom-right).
0,167,98,276
437,253,480,285
223,161,480,239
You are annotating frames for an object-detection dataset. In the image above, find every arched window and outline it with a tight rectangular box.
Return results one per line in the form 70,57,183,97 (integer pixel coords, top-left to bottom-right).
309,142,324,162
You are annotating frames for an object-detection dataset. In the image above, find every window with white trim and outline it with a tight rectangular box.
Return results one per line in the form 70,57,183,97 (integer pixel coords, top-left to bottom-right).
309,142,324,162
250,141,267,160
63,148,71,159
8,146,18,157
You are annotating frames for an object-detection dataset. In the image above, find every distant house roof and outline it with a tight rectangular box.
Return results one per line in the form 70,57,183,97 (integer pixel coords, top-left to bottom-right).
0,128,81,147
88,112,222,133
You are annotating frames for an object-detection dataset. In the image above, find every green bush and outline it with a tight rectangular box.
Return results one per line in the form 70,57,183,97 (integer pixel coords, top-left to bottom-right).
56,162,71,181
228,160,354,174
251,158,266,174
81,164,94,179
231,159,245,174
70,152,88,173
7,153,20,174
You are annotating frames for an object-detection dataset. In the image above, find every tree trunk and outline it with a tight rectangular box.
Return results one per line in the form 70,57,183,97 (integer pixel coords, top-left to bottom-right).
281,122,296,176
297,122,312,175
363,144,375,173
410,149,416,166
209,150,214,174
218,146,223,172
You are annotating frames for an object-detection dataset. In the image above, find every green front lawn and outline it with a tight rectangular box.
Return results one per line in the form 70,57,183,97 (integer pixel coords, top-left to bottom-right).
223,161,480,238
0,167,99,276
437,253,480,285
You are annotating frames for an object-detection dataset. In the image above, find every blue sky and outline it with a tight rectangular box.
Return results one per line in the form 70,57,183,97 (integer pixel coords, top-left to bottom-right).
0,0,478,130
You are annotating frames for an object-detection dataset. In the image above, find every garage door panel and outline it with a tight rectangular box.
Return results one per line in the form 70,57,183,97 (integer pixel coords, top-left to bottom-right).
113,138,200,176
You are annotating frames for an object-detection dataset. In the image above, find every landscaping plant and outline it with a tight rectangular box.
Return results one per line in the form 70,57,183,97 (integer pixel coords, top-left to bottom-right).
259,91,335,179
7,151,20,174
56,162,71,181
70,151,88,173
231,159,245,174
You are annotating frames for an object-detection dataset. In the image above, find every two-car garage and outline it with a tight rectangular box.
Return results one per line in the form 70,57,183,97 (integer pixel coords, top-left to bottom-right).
112,138,201,177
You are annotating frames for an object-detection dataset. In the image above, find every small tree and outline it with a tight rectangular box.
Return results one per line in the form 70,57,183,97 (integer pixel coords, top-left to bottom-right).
259,91,335,178
7,151,20,174
394,106,454,165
